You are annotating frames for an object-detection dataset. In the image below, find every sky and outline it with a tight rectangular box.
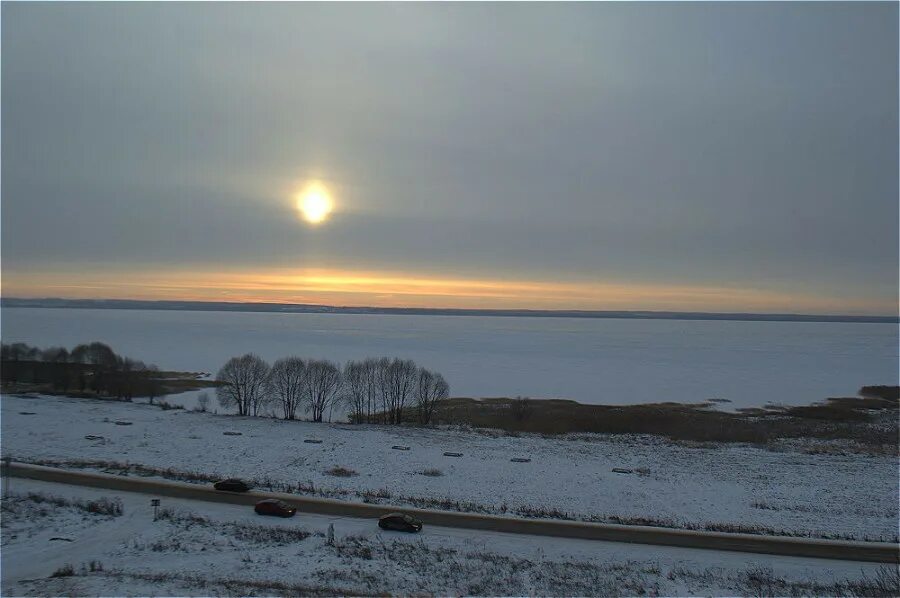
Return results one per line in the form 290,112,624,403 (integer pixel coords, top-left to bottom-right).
2,2,897,314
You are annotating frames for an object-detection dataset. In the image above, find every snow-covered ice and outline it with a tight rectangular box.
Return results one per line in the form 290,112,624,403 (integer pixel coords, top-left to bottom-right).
2,307,896,409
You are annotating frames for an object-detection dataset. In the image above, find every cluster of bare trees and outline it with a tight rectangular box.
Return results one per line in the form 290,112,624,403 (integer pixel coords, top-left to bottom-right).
1,341,162,399
2,341,152,371
215,354,450,425
343,357,447,425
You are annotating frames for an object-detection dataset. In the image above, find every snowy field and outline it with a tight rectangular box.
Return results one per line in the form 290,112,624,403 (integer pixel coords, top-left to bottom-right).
2,394,896,542
3,307,897,409
2,479,895,597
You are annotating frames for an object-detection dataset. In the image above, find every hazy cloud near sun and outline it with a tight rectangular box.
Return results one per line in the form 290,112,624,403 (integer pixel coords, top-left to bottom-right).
2,2,897,313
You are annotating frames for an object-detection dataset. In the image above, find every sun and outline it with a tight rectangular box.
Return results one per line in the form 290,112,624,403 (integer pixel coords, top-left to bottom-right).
296,183,334,224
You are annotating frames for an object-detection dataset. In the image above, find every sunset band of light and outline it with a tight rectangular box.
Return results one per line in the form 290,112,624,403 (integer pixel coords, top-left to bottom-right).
1,267,890,316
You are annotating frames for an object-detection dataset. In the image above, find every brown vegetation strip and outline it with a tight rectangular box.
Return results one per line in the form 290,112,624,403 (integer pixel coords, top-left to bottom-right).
426,390,899,448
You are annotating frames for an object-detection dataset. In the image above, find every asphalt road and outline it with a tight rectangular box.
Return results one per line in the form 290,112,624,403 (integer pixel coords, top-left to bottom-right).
4,461,897,564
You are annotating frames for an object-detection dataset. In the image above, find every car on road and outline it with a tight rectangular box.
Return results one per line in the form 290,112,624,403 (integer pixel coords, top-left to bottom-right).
213,478,251,492
378,513,423,533
254,499,296,518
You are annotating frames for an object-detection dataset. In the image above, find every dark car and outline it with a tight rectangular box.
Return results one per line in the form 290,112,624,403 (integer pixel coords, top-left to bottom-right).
213,478,251,493
254,499,296,518
378,513,423,533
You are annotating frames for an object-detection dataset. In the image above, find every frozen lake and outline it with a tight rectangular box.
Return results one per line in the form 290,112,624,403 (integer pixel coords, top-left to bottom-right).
1,307,896,409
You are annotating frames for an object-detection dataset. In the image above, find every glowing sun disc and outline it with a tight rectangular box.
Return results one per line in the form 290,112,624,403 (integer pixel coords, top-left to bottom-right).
296,185,334,224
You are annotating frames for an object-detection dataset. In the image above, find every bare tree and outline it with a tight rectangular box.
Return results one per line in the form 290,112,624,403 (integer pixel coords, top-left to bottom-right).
215,354,270,416
305,359,342,423
41,346,69,363
197,391,210,413
415,368,450,425
342,360,372,423
3,343,33,362
373,357,391,423
144,364,164,405
378,358,418,424
116,357,146,401
342,357,382,423
69,342,118,367
362,358,380,423
267,357,307,420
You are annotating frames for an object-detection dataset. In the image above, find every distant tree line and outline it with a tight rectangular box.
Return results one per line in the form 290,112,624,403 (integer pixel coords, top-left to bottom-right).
858,385,899,402
1,341,163,400
215,354,450,425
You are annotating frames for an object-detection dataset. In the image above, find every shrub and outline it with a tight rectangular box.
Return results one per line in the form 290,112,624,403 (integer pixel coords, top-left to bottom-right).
361,488,393,502
51,564,75,577
86,497,123,516
157,400,184,411
324,466,358,478
510,396,533,421
197,392,210,412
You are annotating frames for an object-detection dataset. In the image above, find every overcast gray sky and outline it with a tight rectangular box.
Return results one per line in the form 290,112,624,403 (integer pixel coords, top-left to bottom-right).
2,2,897,313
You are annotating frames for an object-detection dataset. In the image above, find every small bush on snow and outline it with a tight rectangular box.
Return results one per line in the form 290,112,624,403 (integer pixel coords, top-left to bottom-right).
51,564,75,577
324,466,358,477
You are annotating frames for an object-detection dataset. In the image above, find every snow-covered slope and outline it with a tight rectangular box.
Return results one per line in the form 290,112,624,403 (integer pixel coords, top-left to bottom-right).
2,394,896,541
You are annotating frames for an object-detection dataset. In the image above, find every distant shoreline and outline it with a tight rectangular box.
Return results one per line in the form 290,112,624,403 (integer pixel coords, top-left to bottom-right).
1,297,896,324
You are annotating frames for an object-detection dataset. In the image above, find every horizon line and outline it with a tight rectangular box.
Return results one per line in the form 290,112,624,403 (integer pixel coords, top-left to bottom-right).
2,297,896,324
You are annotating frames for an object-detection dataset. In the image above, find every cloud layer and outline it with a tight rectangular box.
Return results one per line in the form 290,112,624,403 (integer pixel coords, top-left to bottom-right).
3,3,897,313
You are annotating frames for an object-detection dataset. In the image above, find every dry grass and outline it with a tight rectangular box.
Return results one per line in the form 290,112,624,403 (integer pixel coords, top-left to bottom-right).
156,508,313,545
91,570,363,597
425,391,899,448
2,491,123,517
847,566,900,597
23,458,219,484
324,466,358,478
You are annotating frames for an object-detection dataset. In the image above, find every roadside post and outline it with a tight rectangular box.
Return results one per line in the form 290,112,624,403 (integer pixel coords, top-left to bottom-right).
151,498,161,521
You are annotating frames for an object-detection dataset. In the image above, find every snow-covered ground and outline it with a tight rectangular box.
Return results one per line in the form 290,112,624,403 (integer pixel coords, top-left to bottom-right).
2,479,894,597
2,394,897,542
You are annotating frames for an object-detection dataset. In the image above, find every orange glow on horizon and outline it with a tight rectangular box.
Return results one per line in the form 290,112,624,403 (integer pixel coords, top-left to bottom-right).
1,266,891,316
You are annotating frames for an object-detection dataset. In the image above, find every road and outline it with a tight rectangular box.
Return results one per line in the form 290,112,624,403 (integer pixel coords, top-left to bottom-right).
4,461,897,564
3,477,893,595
